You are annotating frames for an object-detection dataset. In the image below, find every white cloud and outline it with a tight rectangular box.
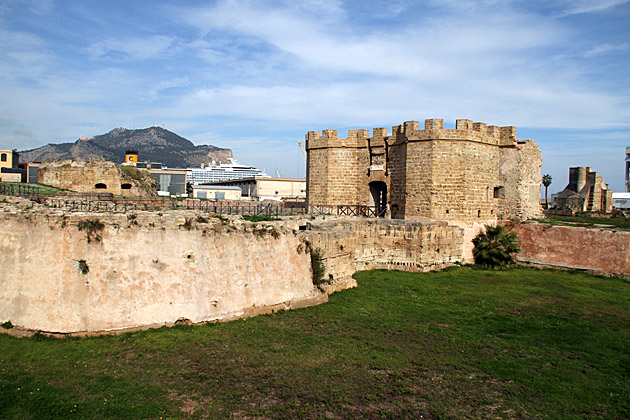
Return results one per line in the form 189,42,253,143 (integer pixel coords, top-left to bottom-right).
584,42,629,57
165,1,626,130
0,0,628,184
296,0,345,17
87,35,175,61
556,0,629,16
0,28,51,80
175,0,564,86
150,77,190,96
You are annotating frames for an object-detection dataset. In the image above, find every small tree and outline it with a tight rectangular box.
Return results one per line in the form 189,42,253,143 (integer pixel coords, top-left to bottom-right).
542,174,552,209
472,225,520,269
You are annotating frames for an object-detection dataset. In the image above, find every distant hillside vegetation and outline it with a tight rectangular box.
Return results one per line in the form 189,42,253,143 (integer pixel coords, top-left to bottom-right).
19,126,233,168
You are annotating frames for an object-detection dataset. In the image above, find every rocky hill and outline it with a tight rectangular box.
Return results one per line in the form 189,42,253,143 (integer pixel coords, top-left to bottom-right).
19,126,233,168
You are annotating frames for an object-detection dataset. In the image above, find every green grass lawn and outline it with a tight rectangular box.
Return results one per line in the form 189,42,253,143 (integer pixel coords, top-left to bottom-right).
0,267,628,419
542,214,630,231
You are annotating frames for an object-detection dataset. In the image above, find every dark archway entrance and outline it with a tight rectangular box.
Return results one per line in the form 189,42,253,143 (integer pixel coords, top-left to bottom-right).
369,181,387,217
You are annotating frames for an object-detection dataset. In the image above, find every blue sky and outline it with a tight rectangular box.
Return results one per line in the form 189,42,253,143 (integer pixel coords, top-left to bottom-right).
1,0,629,193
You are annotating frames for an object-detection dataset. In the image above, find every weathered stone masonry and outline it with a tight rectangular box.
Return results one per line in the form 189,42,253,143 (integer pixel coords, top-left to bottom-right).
305,219,464,293
38,159,156,197
306,118,542,225
0,198,465,334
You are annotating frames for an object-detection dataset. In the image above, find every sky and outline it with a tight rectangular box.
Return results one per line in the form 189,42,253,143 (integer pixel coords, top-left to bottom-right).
1,0,629,194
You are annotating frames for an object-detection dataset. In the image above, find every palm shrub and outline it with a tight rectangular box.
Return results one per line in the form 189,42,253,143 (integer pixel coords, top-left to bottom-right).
472,225,520,269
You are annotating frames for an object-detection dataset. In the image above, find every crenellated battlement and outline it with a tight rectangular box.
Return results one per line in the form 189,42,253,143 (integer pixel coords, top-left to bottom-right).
305,117,541,224
306,118,519,150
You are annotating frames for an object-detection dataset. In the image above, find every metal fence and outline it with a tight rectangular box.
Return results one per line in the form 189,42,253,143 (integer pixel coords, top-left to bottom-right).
307,205,386,218
2,183,386,218
178,201,386,218
0,183,55,202
46,199,156,213
176,201,298,216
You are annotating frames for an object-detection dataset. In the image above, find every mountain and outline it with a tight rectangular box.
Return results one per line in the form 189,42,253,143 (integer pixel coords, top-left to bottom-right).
19,126,233,168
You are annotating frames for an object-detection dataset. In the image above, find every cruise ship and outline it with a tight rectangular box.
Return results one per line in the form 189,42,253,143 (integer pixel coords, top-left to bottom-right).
187,159,270,185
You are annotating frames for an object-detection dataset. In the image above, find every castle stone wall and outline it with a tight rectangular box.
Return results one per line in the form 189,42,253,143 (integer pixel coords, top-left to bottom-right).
306,118,542,225
305,219,464,292
0,209,320,333
0,198,468,334
499,141,543,220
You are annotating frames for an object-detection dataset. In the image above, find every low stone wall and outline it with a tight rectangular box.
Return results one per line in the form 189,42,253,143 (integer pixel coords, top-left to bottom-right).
510,222,630,278
305,219,464,292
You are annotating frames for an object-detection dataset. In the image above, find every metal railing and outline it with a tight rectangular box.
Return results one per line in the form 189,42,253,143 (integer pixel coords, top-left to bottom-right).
46,199,151,213
178,202,386,218
2,184,387,218
0,183,56,202
308,205,386,218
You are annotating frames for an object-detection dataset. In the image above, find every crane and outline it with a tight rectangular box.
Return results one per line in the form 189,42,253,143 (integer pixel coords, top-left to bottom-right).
298,141,307,163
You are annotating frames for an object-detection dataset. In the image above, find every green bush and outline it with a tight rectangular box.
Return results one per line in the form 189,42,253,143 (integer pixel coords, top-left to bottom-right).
242,215,280,222
472,225,520,269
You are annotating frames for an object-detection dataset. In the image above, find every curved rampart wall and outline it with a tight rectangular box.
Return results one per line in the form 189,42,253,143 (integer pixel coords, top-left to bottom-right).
0,213,319,333
0,203,469,334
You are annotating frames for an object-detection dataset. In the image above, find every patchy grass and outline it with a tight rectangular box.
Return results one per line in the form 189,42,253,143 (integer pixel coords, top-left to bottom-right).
0,267,628,419
539,214,630,231
242,214,280,222
0,181,64,195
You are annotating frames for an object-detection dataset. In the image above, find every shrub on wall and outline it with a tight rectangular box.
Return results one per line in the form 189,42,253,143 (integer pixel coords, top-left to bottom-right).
310,248,326,286
303,240,326,286
77,219,104,243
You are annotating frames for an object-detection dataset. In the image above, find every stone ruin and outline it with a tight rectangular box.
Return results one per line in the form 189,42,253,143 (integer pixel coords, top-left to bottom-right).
555,167,613,213
38,158,157,197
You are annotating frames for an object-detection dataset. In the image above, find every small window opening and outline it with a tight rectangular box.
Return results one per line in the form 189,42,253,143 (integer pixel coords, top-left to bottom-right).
95,183,107,189
477,209,481,217
121,183,132,190
493,186,505,199
0,153,6,162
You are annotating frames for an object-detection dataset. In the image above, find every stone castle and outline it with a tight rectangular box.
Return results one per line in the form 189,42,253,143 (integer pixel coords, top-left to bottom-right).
306,118,542,224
